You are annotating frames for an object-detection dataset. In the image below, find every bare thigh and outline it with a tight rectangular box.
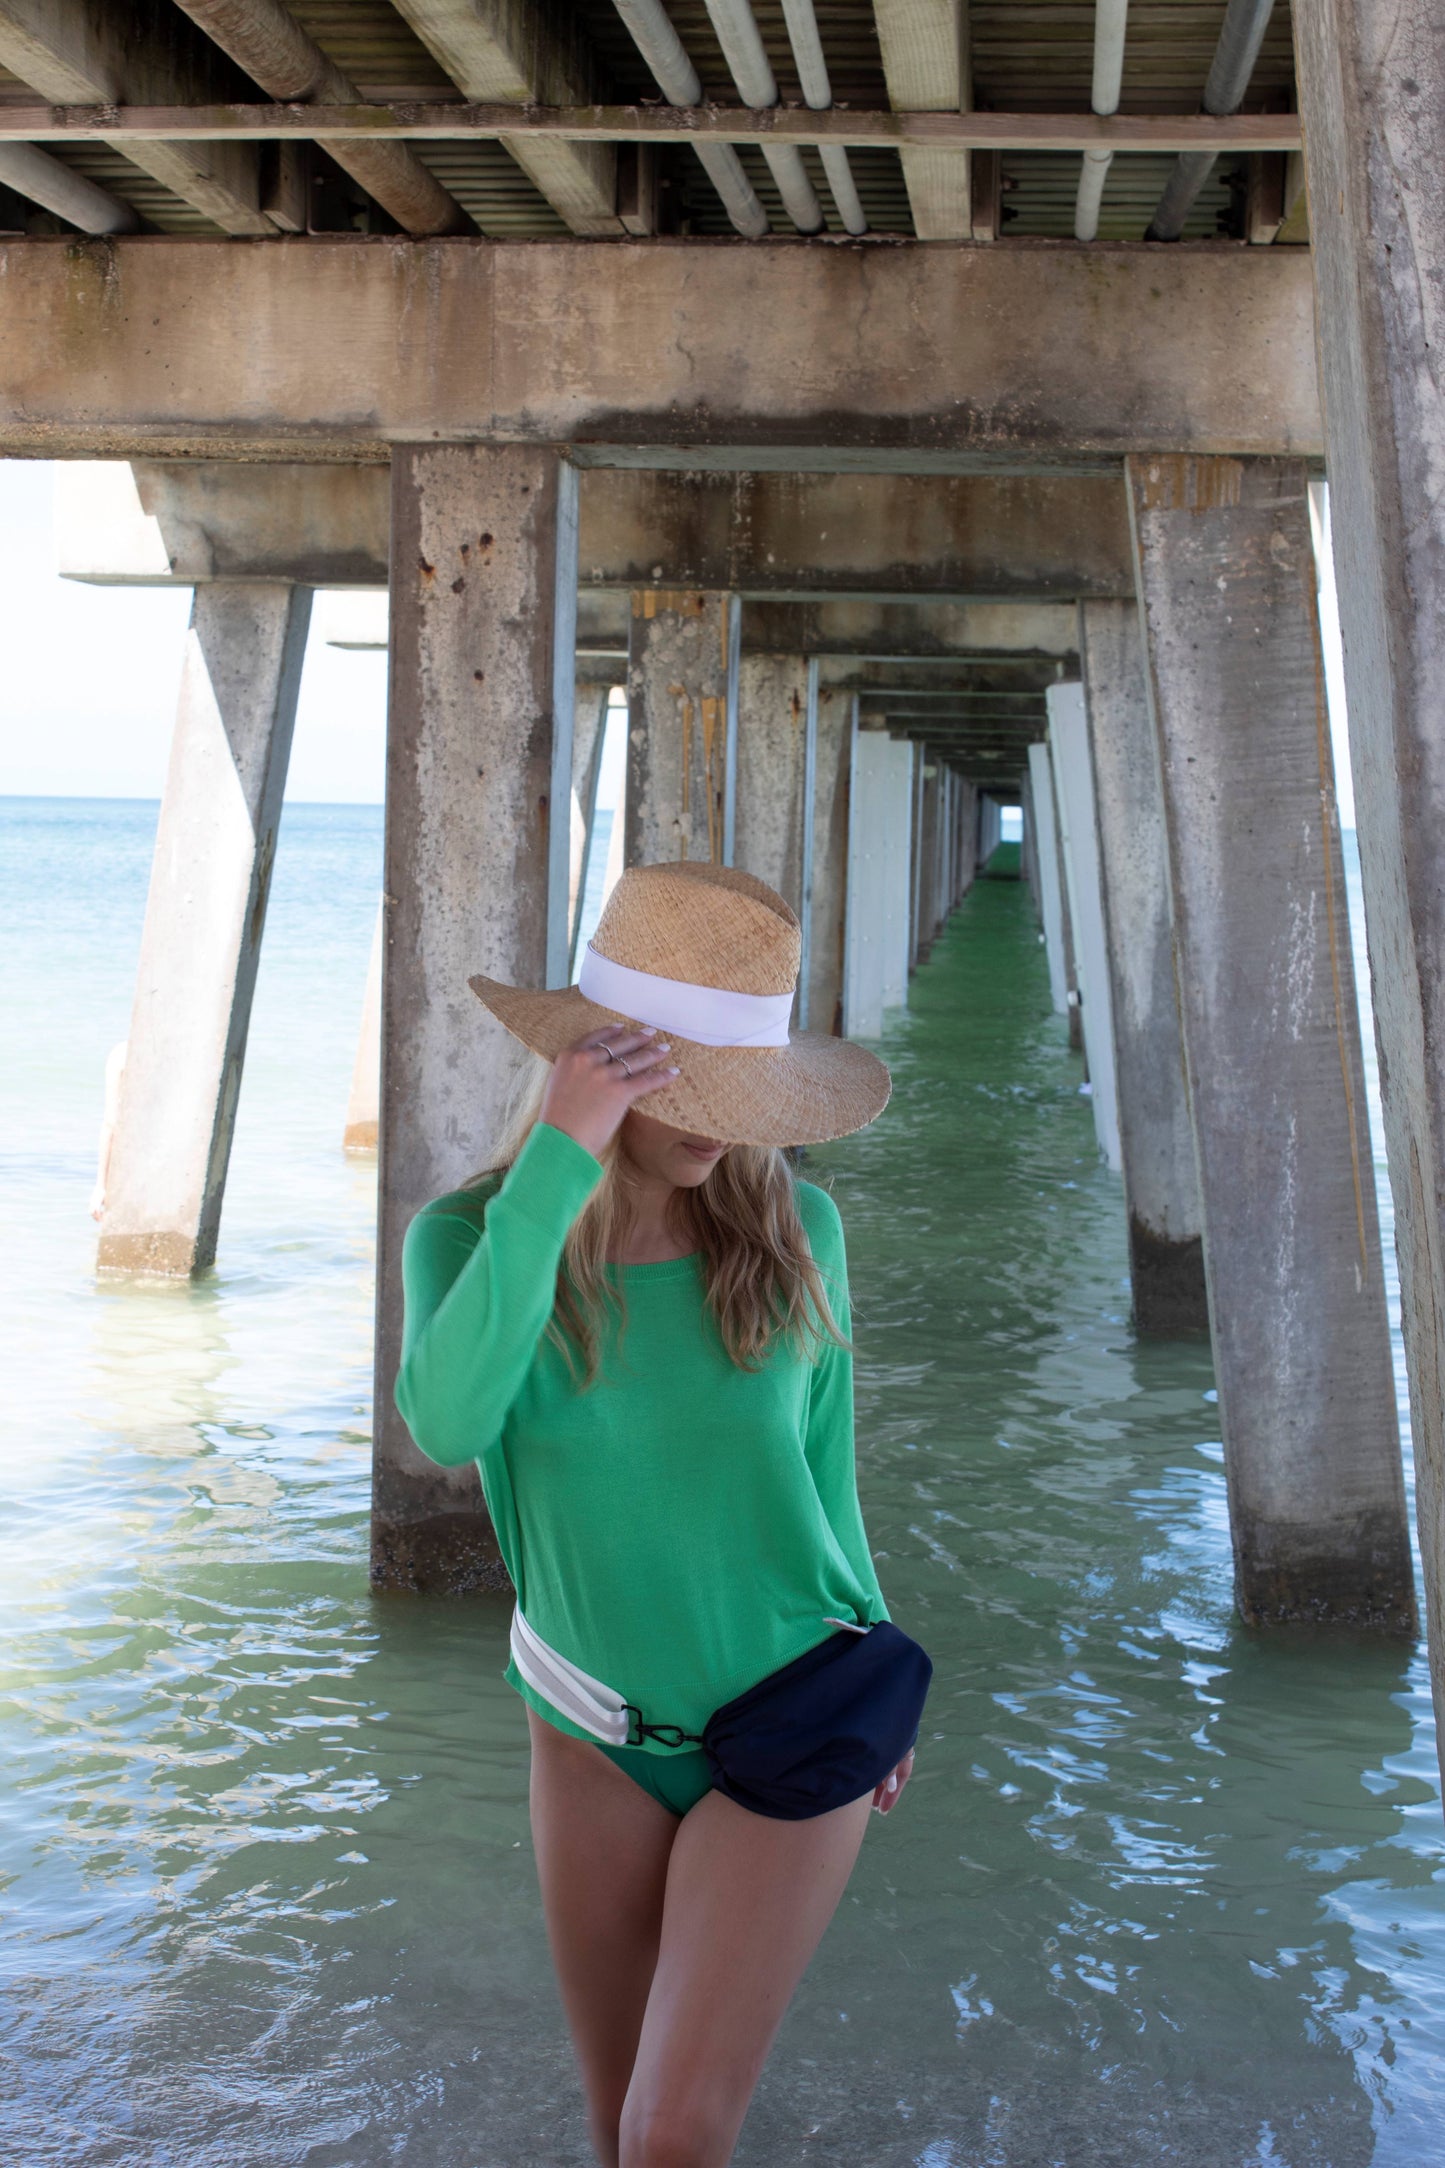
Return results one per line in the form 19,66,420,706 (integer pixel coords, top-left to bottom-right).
527,1709,680,2166
620,1787,873,2168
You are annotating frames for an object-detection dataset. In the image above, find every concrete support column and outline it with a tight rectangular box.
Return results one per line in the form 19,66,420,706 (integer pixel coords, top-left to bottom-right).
344,899,383,1153
568,681,611,968
1295,0,1445,1725
729,654,851,1033
97,582,312,1275
377,442,578,1593
1048,682,1121,1172
908,743,926,969
1020,766,1042,909
624,589,734,866
916,755,941,960
1129,452,1414,1630
957,776,978,901
1080,599,1207,1332
844,727,914,1037
1026,740,1076,1036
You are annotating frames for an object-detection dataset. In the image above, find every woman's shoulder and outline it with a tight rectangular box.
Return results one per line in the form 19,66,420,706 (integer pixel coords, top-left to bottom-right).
793,1173,846,1259
410,1172,504,1232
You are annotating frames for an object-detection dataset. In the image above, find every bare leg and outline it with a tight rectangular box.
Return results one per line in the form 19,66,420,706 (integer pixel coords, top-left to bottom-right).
527,1709,681,2167
619,1787,873,2168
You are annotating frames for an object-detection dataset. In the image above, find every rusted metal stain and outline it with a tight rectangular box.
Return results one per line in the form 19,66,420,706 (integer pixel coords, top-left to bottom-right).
1135,455,1245,512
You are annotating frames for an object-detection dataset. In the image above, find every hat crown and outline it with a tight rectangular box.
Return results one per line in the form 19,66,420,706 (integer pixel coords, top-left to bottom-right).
591,863,799,996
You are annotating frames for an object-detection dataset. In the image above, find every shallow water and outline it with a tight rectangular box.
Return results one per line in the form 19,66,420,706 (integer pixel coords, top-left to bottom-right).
1,798,1442,2168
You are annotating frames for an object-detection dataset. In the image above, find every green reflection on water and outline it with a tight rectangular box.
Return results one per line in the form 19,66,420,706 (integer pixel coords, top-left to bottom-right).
1,815,1442,2168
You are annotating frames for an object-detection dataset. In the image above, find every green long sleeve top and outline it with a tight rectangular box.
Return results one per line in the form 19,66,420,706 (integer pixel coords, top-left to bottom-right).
394,1119,890,1754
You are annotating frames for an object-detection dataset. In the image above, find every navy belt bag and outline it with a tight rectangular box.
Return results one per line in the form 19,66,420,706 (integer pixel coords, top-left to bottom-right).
694,1622,932,1822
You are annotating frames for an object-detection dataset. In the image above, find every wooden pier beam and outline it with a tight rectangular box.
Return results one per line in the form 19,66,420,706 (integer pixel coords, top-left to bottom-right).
97,583,311,1276
1128,452,1414,1631
375,442,578,1594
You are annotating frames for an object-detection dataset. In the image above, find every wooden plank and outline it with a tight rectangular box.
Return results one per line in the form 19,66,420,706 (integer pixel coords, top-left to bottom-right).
0,101,1305,152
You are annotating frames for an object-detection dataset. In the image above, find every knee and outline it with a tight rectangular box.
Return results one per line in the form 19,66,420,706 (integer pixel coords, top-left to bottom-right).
618,2097,732,2168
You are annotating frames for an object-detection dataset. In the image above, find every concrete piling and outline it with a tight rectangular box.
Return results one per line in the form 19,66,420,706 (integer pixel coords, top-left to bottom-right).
624,589,735,867
1080,598,1207,1332
1295,0,1445,1736
97,582,312,1276
1026,743,1072,1026
344,900,383,1154
375,443,578,1593
843,727,914,1037
1047,683,1121,1173
1128,452,1415,1630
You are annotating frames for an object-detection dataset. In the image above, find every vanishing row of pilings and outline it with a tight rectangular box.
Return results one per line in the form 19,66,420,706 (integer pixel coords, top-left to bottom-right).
76,450,1423,1773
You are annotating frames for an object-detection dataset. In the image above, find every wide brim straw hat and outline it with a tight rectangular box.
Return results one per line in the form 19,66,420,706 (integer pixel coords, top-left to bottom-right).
468,861,890,1147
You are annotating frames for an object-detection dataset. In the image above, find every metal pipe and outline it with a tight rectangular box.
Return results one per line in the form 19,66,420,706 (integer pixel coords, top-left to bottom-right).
172,0,467,233
611,0,768,237
1145,0,1276,241
1074,0,1128,242
0,143,138,232
781,0,867,234
704,0,823,233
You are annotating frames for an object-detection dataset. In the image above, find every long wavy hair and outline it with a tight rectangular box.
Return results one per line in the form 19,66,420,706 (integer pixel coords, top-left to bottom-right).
468,1053,849,1384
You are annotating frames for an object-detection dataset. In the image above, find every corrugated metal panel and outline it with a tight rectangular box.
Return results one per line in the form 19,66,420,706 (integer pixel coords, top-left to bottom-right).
10,141,226,234
411,141,570,235
1001,151,1238,240
0,1,1302,246
289,2,455,92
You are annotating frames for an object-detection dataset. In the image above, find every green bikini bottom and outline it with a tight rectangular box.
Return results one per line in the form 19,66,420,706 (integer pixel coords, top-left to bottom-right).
596,1740,715,1817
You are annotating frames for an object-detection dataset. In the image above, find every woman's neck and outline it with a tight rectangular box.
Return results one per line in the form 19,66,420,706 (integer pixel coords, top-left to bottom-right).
610,1164,695,1265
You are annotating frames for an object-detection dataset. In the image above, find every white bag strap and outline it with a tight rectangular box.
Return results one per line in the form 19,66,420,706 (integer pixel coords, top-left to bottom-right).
510,1606,633,1747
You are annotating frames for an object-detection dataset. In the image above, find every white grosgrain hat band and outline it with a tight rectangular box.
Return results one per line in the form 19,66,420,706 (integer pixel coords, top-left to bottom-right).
578,943,793,1048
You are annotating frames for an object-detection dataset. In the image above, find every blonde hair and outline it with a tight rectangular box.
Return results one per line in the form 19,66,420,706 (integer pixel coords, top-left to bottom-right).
468,1054,848,1383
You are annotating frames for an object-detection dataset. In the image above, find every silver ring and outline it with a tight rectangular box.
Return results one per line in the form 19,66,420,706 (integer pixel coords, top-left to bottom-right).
599,1044,616,1062
618,1057,632,1077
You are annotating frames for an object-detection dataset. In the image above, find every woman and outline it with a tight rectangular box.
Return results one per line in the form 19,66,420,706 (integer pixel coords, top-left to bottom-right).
395,860,929,2168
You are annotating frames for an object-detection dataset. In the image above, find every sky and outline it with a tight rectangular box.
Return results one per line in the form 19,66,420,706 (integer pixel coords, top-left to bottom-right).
0,458,1356,824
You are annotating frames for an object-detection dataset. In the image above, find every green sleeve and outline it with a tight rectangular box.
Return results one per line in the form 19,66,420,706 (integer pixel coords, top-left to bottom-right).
394,1121,604,1469
799,1184,890,1622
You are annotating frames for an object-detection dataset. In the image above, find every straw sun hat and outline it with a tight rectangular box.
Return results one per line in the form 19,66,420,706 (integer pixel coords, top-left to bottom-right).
468,861,891,1148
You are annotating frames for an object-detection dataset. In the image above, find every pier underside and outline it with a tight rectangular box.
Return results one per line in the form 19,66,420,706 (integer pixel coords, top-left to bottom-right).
4,0,1443,1795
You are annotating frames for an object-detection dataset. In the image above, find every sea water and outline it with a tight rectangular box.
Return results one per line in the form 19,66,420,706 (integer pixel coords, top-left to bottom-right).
1,797,1441,2167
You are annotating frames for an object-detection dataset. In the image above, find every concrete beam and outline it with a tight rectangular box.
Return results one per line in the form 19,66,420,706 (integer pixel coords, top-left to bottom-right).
1080,597,1206,1332
310,585,1080,667
376,442,578,1594
1294,0,1445,1778
0,0,274,234
56,460,1135,597
390,0,620,235
0,239,1322,468
1129,451,1414,1632
97,583,310,1274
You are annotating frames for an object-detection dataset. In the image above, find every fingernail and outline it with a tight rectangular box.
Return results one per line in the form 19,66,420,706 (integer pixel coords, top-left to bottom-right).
657,1041,670,1052
886,1776,898,1792
667,1065,681,1075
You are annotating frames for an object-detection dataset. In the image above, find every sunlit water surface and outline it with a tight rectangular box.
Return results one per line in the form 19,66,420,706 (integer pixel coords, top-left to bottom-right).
1,797,1441,2168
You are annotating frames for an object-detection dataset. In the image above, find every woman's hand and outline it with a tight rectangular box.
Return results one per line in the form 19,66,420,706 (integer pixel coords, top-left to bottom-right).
539,1025,680,1161
872,1748,915,1815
